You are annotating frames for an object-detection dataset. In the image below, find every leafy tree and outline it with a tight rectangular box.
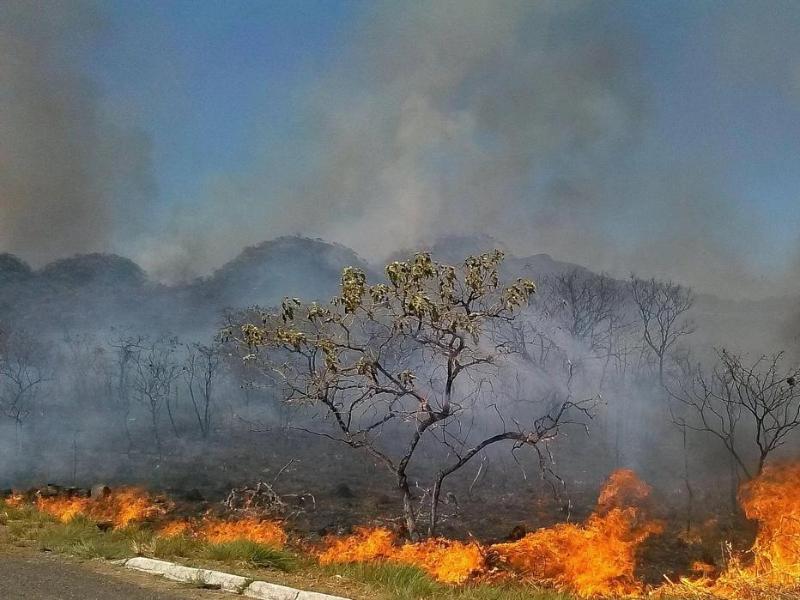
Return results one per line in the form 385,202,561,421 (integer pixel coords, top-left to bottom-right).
230,251,593,537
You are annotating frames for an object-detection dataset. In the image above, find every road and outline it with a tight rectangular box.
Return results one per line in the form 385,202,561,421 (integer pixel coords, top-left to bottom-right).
0,549,228,600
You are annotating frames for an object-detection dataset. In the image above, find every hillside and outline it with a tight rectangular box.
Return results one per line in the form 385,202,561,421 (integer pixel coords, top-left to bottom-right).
0,236,795,353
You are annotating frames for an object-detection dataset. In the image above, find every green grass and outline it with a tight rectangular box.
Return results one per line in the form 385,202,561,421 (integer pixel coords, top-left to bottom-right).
34,517,143,560
200,539,297,571
149,533,198,558
323,562,573,600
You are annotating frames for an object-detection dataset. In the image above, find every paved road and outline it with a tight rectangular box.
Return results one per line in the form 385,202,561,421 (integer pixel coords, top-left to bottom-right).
0,551,227,600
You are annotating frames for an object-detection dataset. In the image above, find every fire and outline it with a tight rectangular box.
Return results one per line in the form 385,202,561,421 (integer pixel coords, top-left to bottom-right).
318,526,396,563
193,516,287,547
318,527,484,584
318,470,659,593
393,538,485,585
596,469,651,511
738,461,800,582
35,496,90,523
35,487,163,527
13,464,800,598
158,519,193,538
660,462,800,599
155,515,288,547
4,493,26,509
492,469,662,598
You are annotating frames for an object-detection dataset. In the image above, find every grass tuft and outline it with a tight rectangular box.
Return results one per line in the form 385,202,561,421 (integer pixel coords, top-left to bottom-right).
201,539,297,571
35,519,136,560
150,534,200,558
325,562,442,598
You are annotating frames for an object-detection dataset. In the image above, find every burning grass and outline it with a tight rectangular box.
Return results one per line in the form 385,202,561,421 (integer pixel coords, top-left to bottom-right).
492,469,662,597
659,462,800,599
4,463,800,599
319,528,485,585
194,516,288,546
35,487,165,527
317,469,662,597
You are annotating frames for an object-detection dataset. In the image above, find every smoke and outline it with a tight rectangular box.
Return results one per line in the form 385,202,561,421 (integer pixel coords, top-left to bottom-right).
0,0,155,266
144,0,647,283
2,1,796,300
137,0,790,300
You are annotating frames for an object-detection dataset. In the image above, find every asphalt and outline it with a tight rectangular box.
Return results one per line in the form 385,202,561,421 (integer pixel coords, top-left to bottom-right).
0,551,227,600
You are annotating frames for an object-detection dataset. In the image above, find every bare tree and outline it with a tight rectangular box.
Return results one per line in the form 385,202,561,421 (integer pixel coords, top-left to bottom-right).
183,340,223,440
130,336,181,457
110,334,145,454
629,276,695,385
0,328,48,448
495,309,566,372
542,269,622,353
230,250,594,538
61,332,110,412
671,349,800,481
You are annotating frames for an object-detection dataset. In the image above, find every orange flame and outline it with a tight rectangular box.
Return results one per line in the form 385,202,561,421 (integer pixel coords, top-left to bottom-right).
35,496,89,523
158,519,193,538
738,461,800,582
393,538,485,584
4,493,26,509
319,470,659,593
35,487,163,527
192,516,287,547
660,462,800,599
492,469,662,597
318,526,396,564
318,526,484,584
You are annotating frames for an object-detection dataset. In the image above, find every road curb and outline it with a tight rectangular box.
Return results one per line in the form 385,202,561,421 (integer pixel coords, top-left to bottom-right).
122,556,350,600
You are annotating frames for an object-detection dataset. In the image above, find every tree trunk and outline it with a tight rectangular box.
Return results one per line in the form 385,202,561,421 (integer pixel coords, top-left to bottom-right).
398,472,417,540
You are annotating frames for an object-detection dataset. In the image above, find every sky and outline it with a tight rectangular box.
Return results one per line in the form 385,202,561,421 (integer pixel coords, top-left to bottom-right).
1,0,799,299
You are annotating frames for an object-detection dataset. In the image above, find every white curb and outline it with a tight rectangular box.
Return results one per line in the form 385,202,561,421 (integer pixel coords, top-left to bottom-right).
125,557,249,593
244,580,349,600
122,556,350,600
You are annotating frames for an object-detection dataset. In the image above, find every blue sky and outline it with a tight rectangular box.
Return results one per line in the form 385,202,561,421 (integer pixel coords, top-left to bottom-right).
93,0,357,212
1,1,798,298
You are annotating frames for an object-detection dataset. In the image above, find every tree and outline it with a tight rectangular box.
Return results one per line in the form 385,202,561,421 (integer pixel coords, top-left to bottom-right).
671,350,800,481
542,269,622,353
130,336,181,457
0,329,47,425
110,334,145,454
183,340,223,440
230,250,593,538
0,328,48,447
629,276,695,385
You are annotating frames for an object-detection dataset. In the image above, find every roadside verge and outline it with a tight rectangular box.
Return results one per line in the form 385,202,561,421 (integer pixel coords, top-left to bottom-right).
123,556,350,600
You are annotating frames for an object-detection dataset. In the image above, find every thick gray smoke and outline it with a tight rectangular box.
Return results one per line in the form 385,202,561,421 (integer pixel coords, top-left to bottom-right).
1,1,797,300
139,0,796,300
142,0,647,283
0,1,155,266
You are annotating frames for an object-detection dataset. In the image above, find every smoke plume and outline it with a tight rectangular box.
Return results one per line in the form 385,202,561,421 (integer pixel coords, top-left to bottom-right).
139,0,794,300
0,0,154,266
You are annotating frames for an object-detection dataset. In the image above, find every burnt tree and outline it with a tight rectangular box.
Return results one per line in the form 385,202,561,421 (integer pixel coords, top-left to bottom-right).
629,276,694,385
671,349,800,481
